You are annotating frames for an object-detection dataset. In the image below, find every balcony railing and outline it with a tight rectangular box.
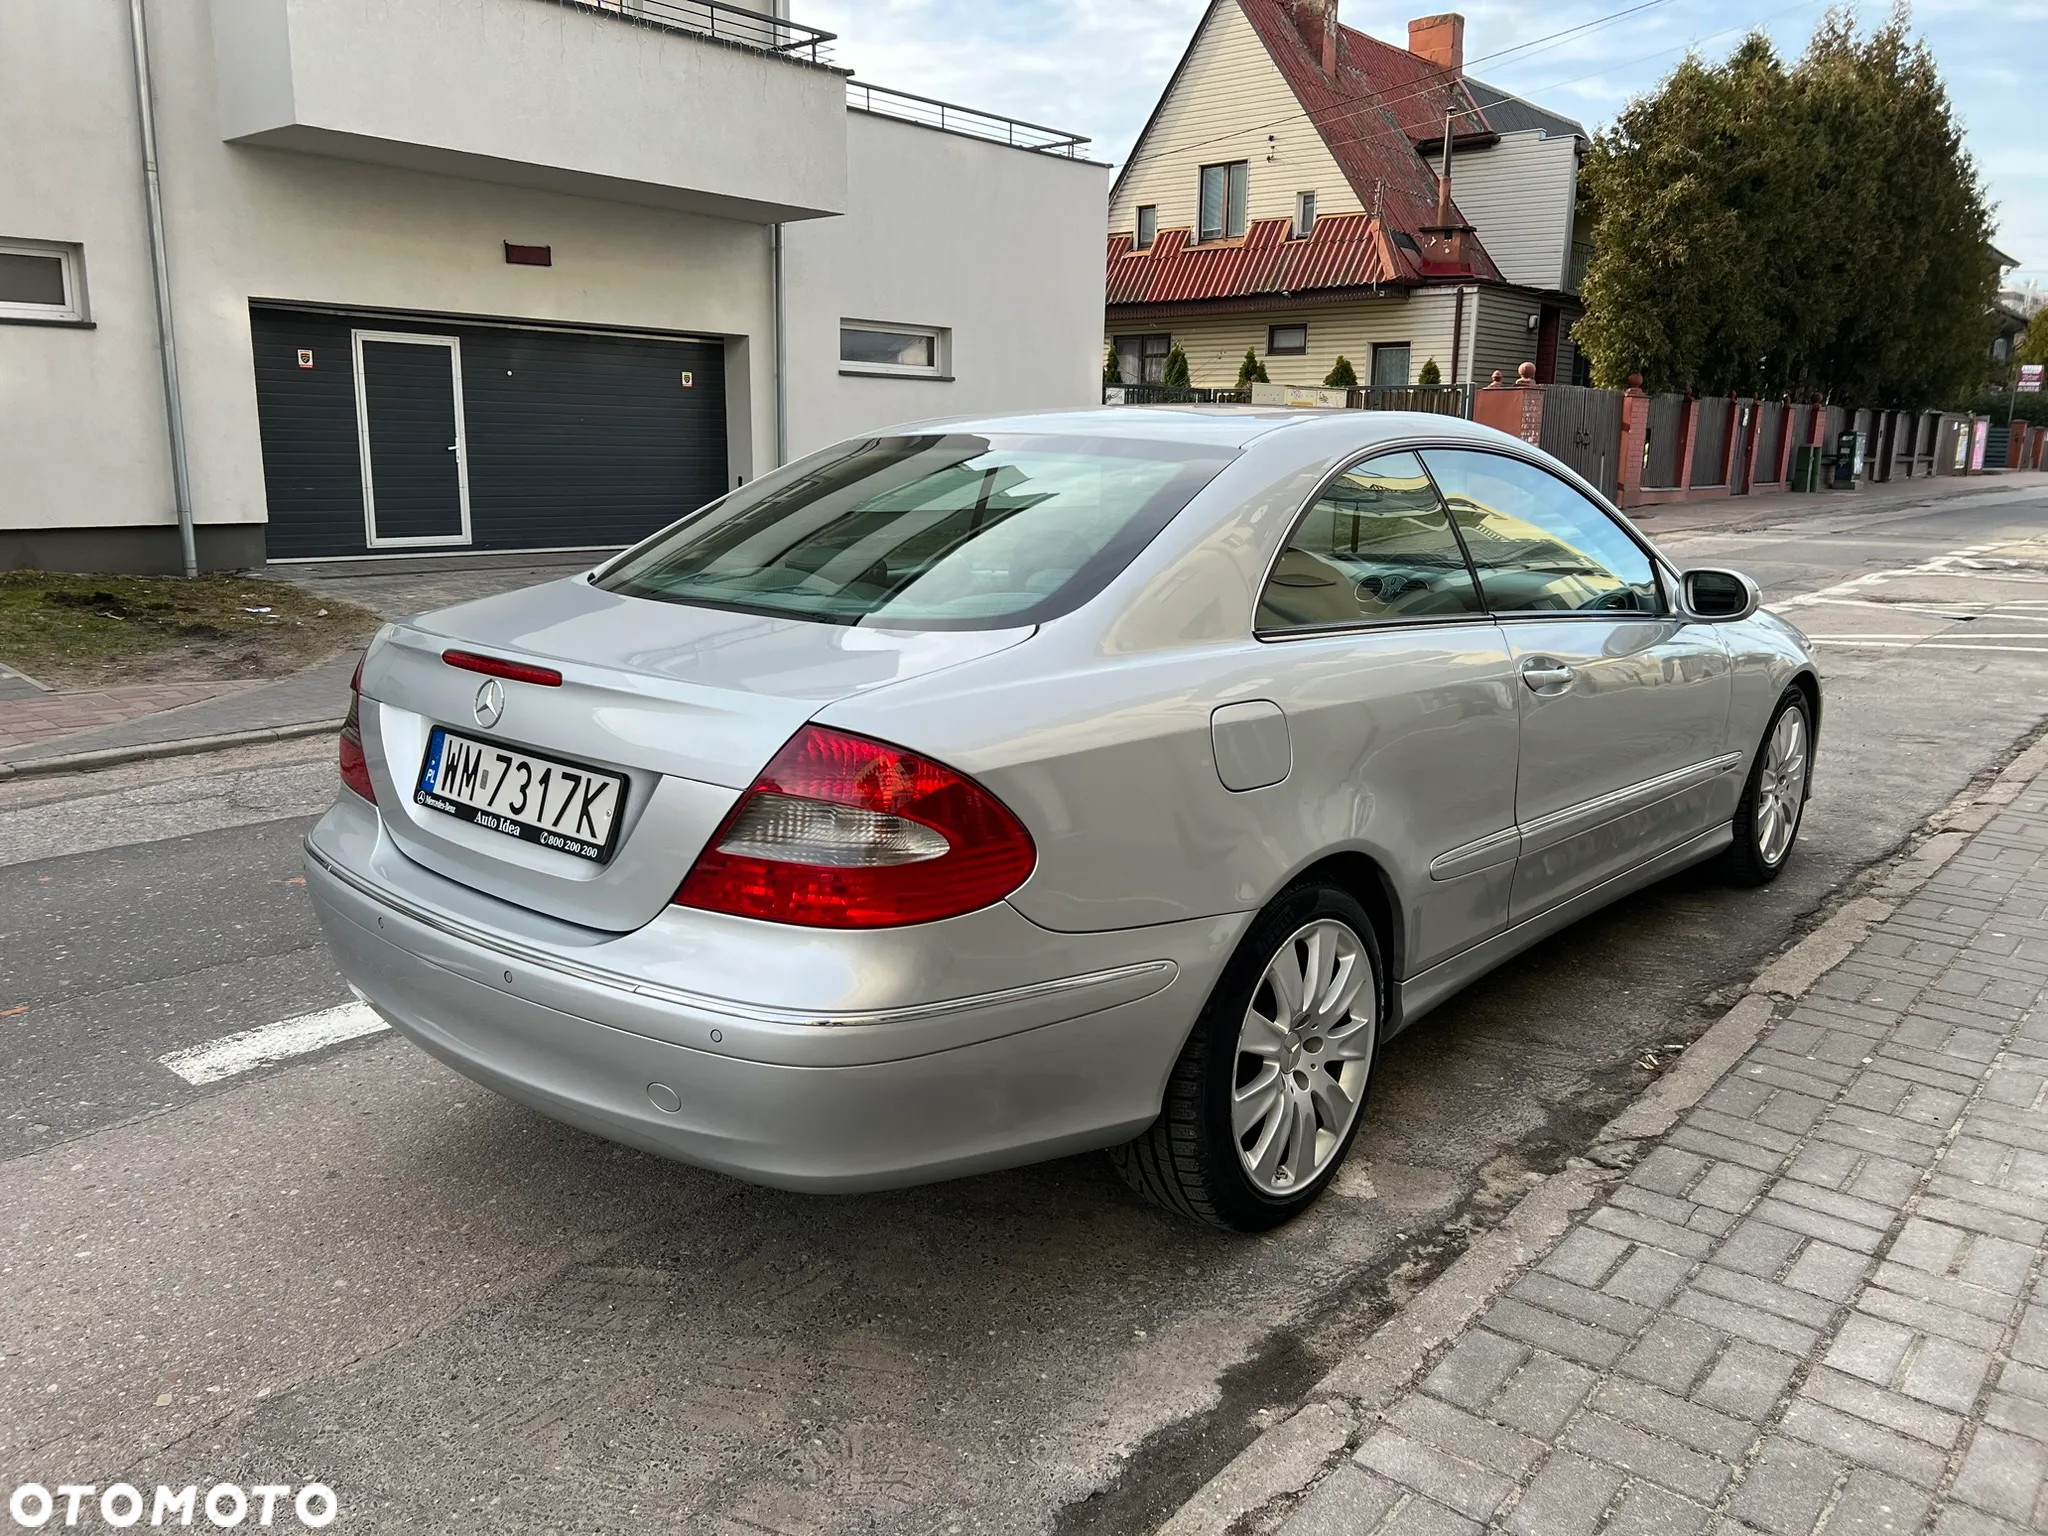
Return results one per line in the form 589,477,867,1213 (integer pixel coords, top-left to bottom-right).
847,80,1091,157
556,0,836,64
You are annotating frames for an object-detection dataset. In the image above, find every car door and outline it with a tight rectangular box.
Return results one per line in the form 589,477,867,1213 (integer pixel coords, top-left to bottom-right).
1254,450,1522,973
1419,448,1734,923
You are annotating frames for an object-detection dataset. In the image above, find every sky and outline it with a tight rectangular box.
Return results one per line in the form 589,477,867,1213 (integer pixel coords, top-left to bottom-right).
799,0,2045,289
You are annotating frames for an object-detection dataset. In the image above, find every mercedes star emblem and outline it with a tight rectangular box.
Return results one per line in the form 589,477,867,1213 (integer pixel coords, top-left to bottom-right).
473,678,506,729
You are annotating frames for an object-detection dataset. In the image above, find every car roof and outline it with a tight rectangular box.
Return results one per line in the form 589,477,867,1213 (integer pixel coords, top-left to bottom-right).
879,406,1511,452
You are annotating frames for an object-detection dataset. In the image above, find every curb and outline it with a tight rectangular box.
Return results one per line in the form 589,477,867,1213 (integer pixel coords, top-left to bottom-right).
1155,728,2048,1536
0,719,340,782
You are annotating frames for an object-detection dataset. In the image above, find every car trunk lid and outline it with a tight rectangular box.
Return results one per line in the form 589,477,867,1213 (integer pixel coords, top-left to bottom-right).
360,576,1030,931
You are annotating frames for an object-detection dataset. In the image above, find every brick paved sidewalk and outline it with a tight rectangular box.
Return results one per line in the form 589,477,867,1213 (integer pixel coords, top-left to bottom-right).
1254,768,2048,1536
0,680,242,754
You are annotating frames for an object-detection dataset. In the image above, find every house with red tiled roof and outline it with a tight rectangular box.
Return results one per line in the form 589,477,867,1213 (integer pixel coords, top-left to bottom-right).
1106,0,1590,392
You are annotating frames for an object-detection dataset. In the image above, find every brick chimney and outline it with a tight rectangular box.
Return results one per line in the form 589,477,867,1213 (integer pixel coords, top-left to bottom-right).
1281,0,1341,76
1408,12,1464,75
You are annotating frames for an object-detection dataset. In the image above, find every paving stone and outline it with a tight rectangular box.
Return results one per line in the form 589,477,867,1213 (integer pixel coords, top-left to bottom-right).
1782,1240,1870,1303
1617,1316,1723,1396
1954,1232,2037,1296
1898,1335,1996,1416
1715,1217,1808,1280
1613,1184,1709,1229
1689,1161,1771,1215
1886,1217,1969,1276
1588,1206,1717,1261
1423,1330,1532,1410
1278,1463,1403,1536
1918,1189,2048,1246
1378,1494,1482,1536
1353,1429,1512,1523
1589,1379,1753,1460
1856,1286,2007,1349
1667,1125,1786,1174
1825,1313,1915,1387
1690,1108,1802,1156
1632,1147,1711,1199
1504,1451,1624,1536
1997,1360,2048,1407
1817,1467,1929,1536
1599,1481,1712,1536
1671,1288,1821,1356
1511,1272,1656,1337
1690,1264,1840,1330
1486,1298,1630,1370
1749,1196,1891,1254
1693,1341,1800,1422
1605,1246,1695,1310
1386,1392,1544,1478
1772,1178,1899,1232
1543,1228,1634,1289
1948,1423,2048,1525
1930,1503,2033,1536
1871,1262,2018,1324
1725,1435,1840,1536
1777,1399,1949,1487
1801,1365,1963,1447
1560,1412,1734,1504
1986,1388,2048,1442
2012,1304,2048,1369
1487,1351,1599,1440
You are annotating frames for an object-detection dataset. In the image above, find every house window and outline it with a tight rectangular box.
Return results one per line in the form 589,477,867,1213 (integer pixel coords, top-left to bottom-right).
840,322,944,377
0,240,85,323
1135,205,1158,250
1115,334,1173,385
1268,323,1308,355
1293,192,1317,240
1198,161,1248,242
1370,342,1412,387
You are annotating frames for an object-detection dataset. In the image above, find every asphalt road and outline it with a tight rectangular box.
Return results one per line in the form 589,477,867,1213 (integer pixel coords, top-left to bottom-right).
6,479,2048,1535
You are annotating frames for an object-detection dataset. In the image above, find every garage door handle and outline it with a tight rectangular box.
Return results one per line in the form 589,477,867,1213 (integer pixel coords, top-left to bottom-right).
1520,659,1574,692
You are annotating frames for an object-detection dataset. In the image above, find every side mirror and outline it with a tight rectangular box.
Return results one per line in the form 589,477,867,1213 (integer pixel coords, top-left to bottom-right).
1680,568,1761,623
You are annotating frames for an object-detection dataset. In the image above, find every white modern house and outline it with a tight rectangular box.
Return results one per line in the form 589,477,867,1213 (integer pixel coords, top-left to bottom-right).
0,0,1106,572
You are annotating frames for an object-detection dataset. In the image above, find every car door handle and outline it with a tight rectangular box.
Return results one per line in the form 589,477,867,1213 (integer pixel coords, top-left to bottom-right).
1520,658,1575,692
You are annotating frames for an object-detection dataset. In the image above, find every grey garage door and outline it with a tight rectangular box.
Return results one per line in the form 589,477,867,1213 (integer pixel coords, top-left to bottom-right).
251,306,729,560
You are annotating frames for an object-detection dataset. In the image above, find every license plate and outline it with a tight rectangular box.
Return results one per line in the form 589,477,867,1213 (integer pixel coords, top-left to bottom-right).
415,727,627,863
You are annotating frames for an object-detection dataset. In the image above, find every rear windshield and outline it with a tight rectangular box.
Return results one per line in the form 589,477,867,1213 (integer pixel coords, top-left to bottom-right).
593,432,1235,630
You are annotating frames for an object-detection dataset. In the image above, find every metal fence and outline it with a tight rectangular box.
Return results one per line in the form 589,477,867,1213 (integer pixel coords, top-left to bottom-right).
558,0,835,60
1690,398,1733,487
1538,384,1623,495
847,81,1092,156
1752,401,1786,484
1347,385,1474,417
1644,394,1687,488
1102,384,1252,405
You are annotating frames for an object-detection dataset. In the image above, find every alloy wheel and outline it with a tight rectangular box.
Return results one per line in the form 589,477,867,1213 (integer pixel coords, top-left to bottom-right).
1231,918,1376,1195
1756,706,1808,866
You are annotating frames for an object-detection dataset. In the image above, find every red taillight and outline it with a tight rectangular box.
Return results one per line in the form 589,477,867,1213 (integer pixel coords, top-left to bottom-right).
674,725,1036,928
442,649,563,687
339,653,375,804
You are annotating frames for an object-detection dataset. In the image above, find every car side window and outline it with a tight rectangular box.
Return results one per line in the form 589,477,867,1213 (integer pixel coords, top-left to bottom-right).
1256,452,1482,632
1420,449,1662,615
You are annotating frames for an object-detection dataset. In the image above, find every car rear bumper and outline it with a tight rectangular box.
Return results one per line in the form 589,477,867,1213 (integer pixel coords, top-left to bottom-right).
303,805,1245,1192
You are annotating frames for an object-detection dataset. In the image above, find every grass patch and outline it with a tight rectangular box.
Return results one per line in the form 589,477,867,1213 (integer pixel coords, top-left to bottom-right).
0,571,380,688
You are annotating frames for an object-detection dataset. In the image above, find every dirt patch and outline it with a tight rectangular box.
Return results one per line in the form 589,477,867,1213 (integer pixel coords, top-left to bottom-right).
0,571,378,688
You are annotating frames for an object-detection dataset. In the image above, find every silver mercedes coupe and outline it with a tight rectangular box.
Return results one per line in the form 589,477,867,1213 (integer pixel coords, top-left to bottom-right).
304,408,1818,1230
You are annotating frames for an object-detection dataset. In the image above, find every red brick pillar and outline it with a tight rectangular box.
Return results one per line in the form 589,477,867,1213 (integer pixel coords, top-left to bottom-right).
1617,375,1650,508
1474,363,1544,446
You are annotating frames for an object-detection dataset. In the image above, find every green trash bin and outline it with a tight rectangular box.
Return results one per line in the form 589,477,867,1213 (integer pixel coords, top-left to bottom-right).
1789,444,1823,493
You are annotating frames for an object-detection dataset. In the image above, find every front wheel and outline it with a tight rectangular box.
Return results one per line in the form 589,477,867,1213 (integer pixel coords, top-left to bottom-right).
1721,689,1812,885
1109,883,1382,1231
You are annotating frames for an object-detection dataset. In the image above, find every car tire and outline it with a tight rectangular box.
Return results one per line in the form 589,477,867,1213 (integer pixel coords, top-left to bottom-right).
1720,687,1813,887
1109,882,1384,1232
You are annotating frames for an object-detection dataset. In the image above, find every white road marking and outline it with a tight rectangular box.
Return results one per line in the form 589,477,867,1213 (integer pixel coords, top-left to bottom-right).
1808,640,2048,654
158,1001,388,1086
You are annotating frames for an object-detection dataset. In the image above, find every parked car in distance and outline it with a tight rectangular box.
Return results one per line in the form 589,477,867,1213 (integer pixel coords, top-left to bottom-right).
305,408,1818,1230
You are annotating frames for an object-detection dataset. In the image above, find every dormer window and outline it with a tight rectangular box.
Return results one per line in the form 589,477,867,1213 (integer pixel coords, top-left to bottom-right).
1136,205,1158,250
1198,162,1248,242
1294,192,1317,240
